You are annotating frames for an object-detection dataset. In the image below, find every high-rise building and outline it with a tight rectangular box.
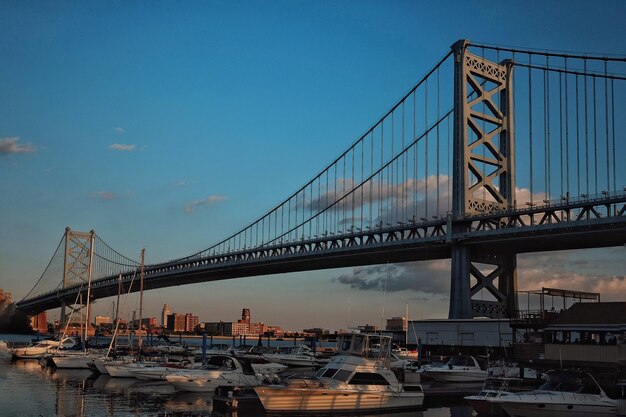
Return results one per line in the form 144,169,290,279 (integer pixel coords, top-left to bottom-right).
167,313,186,332
185,313,199,332
241,308,251,324
162,304,171,326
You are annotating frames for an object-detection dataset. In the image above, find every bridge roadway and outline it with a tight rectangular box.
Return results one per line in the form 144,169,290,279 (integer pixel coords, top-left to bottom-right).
16,194,626,313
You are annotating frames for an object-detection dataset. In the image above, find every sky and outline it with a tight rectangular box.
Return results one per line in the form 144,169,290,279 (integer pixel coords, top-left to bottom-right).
0,1,624,332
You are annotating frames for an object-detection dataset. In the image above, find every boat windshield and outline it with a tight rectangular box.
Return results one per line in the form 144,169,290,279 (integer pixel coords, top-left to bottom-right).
448,356,475,367
538,371,601,395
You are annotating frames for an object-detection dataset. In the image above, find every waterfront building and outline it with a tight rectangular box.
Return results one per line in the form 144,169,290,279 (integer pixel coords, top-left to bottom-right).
249,321,266,335
167,313,187,332
162,304,171,326
30,311,47,333
185,313,199,332
224,321,249,336
386,316,407,331
95,315,112,326
407,318,512,350
357,324,379,332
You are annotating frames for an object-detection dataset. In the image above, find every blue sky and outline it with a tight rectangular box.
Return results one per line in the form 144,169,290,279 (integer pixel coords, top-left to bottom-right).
1,1,625,331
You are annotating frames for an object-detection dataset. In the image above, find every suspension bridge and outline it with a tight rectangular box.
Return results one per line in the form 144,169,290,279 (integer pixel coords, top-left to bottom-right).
16,40,626,320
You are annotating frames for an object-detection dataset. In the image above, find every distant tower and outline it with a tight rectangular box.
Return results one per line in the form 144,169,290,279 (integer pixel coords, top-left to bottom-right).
242,308,251,324
162,304,171,326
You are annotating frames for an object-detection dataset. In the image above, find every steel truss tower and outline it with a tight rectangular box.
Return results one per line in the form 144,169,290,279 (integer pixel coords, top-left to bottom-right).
59,227,95,327
449,40,518,319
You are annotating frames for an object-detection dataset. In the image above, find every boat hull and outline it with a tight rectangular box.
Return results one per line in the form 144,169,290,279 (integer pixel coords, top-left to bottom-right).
425,369,487,382
254,386,424,413
499,401,616,417
52,354,92,369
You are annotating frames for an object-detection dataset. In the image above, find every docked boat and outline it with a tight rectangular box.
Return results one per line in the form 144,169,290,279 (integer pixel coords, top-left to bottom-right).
422,355,487,382
129,361,199,380
165,354,264,393
465,376,542,415
49,350,101,369
487,370,617,417
12,337,79,359
254,333,424,414
263,345,323,367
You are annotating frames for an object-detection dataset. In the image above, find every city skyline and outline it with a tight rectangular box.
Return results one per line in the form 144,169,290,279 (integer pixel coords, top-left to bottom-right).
1,1,625,331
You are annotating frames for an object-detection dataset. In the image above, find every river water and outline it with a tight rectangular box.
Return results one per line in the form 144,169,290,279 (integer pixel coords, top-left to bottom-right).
0,334,476,417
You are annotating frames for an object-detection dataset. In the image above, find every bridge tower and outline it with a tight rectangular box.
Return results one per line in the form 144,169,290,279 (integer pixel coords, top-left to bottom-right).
449,40,518,319
59,227,95,328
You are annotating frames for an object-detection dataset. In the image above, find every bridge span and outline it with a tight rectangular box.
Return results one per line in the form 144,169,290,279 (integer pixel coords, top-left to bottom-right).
16,40,626,319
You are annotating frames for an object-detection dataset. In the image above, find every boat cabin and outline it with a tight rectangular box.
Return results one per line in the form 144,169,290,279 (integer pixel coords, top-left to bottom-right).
203,354,256,375
337,333,392,360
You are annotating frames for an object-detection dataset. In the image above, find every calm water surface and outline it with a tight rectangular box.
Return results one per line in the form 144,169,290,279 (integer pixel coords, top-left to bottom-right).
0,334,476,417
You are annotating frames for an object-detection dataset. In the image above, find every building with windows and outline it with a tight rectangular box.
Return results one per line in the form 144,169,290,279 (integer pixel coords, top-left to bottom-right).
185,313,199,332
162,304,171,327
386,316,407,331
167,313,187,332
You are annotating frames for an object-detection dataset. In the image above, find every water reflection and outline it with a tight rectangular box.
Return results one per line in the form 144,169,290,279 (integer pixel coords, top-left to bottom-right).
1,358,476,417
166,392,214,414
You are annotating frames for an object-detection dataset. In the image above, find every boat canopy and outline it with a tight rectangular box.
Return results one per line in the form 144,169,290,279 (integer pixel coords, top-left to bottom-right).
538,371,603,395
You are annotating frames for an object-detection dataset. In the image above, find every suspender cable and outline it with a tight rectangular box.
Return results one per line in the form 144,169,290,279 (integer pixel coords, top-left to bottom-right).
584,59,589,195
576,74,581,195
547,59,551,201
611,79,616,196
543,61,550,200
425,79,429,219
413,91,417,220
528,53,534,206
436,65,440,217
402,101,406,222
604,61,610,192
565,58,570,196
593,74,598,195
559,70,567,198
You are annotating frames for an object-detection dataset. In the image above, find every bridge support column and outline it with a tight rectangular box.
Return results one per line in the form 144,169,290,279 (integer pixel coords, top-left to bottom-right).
449,246,472,319
449,247,518,319
449,39,517,319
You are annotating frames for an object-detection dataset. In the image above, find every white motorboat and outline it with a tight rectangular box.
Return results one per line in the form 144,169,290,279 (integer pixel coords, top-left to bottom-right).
240,356,288,374
165,354,264,393
254,333,424,414
129,361,199,380
422,355,487,382
12,337,79,359
487,370,617,417
465,376,542,415
104,360,169,378
263,345,321,367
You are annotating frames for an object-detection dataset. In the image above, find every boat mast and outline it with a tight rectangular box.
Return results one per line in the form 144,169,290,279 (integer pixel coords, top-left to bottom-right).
138,248,145,352
114,273,121,350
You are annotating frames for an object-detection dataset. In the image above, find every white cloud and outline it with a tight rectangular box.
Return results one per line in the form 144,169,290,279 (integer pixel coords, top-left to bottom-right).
0,137,37,155
90,191,116,201
185,195,228,213
113,127,125,134
108,143,136,152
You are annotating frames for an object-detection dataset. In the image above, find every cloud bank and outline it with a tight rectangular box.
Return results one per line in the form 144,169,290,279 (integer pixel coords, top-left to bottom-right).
0,137,36,155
